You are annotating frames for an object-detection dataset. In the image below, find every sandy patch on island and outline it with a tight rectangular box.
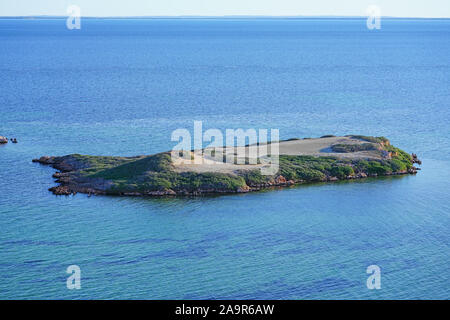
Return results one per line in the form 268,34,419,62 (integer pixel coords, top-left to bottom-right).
173,136,382,174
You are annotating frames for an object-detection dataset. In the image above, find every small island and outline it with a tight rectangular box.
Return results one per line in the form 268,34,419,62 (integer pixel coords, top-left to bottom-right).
33,135,421,196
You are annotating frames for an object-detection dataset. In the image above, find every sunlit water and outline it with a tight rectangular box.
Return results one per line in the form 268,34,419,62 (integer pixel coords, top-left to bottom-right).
0,18,449,299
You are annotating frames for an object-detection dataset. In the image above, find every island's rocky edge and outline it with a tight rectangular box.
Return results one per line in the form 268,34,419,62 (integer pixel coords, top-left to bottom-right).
33,135,421,196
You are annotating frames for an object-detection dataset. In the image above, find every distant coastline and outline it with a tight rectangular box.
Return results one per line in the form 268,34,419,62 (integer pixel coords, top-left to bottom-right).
1,16,449,20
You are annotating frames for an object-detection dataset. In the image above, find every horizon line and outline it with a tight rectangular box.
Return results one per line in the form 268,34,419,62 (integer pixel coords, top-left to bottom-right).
1,15,450,19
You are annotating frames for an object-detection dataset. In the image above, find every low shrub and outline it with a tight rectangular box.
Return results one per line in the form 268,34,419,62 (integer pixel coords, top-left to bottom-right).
329,165,355,179
331,143,377,153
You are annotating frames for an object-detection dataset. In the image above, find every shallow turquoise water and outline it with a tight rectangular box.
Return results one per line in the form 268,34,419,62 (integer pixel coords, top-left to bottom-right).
0,18,449,299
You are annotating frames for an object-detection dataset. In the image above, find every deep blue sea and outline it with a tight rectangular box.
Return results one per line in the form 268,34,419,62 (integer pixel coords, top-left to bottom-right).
0,18,449,299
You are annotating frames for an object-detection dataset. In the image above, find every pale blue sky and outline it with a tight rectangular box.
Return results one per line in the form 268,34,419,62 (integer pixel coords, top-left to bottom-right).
1,0,449,18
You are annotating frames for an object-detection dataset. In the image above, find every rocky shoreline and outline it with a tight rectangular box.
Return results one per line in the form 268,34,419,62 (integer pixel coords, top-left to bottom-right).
32,136,421,197
33,156,112,196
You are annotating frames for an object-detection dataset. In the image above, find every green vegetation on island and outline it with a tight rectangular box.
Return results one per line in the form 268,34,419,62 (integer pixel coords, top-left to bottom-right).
32,136,420,196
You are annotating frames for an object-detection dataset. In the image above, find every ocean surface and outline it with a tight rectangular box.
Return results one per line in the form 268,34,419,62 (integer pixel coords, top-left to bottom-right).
0,18,449,299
